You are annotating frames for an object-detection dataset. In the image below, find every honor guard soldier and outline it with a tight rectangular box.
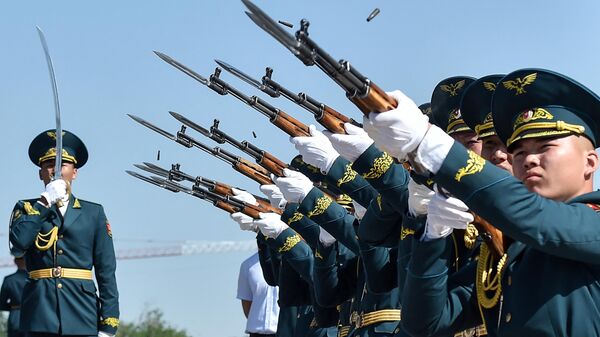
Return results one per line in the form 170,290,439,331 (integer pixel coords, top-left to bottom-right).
9,130,119,337
0,249,28,337
364,69,600,336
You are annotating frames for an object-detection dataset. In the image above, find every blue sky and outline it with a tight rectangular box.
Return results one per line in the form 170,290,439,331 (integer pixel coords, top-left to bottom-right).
1,1,600,336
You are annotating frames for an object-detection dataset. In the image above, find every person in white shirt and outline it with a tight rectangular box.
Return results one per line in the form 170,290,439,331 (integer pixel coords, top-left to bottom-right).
237,252,279,337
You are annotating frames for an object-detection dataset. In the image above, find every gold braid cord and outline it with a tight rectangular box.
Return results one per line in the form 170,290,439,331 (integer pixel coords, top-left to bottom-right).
362,153,393,179
101,317,120,328
278,234,301,253
463,223,479,249
35,226,59,252
337,164,357,187
476,243,508,309
307,196,333,218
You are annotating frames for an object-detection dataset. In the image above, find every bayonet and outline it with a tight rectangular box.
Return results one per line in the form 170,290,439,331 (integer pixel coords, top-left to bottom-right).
154,51,310,137
216,59,360,134
128,114,272,185
241,0,398,115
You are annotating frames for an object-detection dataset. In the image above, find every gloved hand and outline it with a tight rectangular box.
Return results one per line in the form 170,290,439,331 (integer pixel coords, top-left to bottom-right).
423,191,473,241
363,90,429,160
230,212,258,232
98,331,115,337
272,169,314,204
324,123,374,162
260,184,287,209
290,125,339,174
254,212,289,239
407,178,435,216
40,179,68,206
318,227,336,247
352,200,367,220
231,188,258,206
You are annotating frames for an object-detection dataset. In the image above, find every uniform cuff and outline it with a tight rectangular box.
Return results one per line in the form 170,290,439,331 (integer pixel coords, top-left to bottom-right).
415,125,454,174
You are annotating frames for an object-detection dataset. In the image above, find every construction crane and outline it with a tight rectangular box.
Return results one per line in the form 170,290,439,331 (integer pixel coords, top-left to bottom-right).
0,240,257,268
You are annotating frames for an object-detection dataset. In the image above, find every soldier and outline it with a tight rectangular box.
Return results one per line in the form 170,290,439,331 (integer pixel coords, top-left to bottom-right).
9,130,119,337
0,251,28,337
364,68,600,336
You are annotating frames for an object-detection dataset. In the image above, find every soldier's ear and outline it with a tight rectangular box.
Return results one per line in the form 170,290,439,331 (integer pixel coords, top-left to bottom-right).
72,168,78,181
584,148,598,180
38,169,43,181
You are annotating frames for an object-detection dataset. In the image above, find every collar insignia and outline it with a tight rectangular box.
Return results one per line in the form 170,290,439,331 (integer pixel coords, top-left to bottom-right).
440,79,466,96
502,73,537,95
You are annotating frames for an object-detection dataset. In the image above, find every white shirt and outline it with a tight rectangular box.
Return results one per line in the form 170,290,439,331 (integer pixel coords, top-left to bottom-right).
236,252,279,334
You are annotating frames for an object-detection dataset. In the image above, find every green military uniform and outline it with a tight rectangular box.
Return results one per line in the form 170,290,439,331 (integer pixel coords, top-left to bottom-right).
402,69,600,337
0,258,28,337
9,130,119,336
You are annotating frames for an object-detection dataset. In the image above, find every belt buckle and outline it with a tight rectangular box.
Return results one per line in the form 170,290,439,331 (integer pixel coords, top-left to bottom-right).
52,267,62,278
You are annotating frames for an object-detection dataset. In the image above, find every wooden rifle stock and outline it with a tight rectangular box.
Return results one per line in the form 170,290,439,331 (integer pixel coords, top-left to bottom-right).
319,105,351,133
259,152,288,177
214,200,239,214
272,110,311,137
472,214,510,259
350,82,397,116
212,181,279,214
233,159,273,185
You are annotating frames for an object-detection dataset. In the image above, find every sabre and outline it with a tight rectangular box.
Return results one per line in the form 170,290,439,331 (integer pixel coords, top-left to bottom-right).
36,26,63,181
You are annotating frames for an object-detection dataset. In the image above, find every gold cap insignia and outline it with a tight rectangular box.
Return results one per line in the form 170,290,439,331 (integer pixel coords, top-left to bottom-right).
483,112,494,123
440,79,466,97
502,73,537,95
46,131,66,140
513,108,554,130
448,109,462,123
483,82,497,91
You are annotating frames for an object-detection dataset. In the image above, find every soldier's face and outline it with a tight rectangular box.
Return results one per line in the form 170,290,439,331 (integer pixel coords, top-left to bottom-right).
481,135,513,174
510,135,598,201
39,160,78,186
452,131,482,155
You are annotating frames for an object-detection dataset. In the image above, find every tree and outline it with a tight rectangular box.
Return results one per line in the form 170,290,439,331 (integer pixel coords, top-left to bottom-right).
118,307,191,337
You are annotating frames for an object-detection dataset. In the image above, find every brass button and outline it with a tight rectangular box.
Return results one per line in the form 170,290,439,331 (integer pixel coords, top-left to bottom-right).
507,276,512,286
505,313,512,322
57,283,63,289
58,249,64,255
59,234,64,239
394,328,400,334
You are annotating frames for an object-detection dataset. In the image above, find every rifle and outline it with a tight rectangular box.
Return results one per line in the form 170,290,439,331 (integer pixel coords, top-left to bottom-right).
169,111,288,177
134,162,280,214
154,51,311,137
241,0,397,116
126,170,273,218
128,114,272,186
215,60,359,134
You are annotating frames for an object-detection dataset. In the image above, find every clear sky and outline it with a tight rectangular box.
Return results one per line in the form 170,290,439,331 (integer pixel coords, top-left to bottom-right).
1,1,600,336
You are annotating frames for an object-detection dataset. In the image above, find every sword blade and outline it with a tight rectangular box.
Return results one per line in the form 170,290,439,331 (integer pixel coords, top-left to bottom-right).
36,26,63,180
154,51,209,86
127,114,177,141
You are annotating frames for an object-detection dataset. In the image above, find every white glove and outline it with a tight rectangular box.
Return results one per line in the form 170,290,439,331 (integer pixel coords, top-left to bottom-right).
318,227,336,247
41,179,68,206
423,191,473,241
253,212,289,239
407,178,435,216
290,125,339,174
230,212,258,232
363,90,429,160
98,331,114,337
260,184,287,209
324,123,374,162
231,188,258,206
272,169,314,204
352,200,367,220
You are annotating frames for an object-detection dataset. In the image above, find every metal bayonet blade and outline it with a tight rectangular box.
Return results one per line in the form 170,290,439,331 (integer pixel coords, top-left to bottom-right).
154,51,209,86
168,111,212,138
243,8,300,56
126,170,164,187
127,114,177,141
36,26,63,180
214,59,264,91
150,176,190,193
134,163,169,178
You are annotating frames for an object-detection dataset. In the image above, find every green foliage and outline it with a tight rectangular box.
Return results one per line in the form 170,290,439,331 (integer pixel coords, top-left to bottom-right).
118,307,191,337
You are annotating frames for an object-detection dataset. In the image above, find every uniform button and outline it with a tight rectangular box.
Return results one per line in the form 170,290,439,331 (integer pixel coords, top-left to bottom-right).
59,234,64,239
394,328,400,334
57,283,63,289
507,276,512,286
297,314,301,319
58,249,64,255
505,313,512,323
